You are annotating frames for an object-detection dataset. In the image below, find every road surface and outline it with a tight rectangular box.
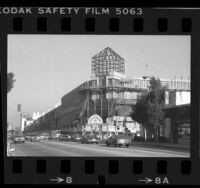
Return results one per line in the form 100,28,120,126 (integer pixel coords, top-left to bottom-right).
9,140,189,157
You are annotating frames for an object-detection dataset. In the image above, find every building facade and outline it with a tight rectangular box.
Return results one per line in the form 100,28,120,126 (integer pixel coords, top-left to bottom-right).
24,47,190,141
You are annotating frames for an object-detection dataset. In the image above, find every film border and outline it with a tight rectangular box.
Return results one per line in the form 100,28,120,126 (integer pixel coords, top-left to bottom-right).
1,7,200,185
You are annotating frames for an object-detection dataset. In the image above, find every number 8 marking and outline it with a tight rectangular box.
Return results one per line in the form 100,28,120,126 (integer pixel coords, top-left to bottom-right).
66,177,72,184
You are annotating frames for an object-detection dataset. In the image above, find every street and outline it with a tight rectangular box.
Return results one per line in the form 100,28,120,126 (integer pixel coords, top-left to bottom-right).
9,140,189,157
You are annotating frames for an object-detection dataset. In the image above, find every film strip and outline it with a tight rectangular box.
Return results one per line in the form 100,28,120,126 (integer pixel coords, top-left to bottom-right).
1,6,200,185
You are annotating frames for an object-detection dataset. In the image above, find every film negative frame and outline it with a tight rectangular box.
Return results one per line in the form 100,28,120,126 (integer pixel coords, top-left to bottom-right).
1,6,200,185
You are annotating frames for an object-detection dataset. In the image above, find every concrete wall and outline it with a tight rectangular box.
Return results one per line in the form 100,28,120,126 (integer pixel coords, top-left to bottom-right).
166,91,190,106
163,117,171,138
175,91,190,105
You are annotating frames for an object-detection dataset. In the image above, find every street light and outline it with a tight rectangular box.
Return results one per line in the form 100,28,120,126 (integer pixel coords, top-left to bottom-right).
142,75,153,90
142,75,152,80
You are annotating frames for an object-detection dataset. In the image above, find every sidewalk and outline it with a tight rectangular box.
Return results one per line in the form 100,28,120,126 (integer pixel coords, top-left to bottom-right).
131,141,190,152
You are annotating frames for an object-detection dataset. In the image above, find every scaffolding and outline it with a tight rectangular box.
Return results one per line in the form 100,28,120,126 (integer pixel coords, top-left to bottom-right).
79,78,190,92
91,47,125,77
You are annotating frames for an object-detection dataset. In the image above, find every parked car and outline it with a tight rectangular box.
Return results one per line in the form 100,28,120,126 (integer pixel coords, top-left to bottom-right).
131,133,144,142
7,142,15,156
71,134,82,142
39,135,45,140
44,135,49,140
58,135,70,141
48,136,55,140
41,133,50,140
81,135,100,144
13,136,25,144
67,135,72,141
25,136,34,141
25,136,31,140
30,136,40,142
48,135,60,140
106,134,131,147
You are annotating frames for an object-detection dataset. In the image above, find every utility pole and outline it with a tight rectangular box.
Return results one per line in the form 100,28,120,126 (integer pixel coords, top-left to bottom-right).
123,95,126,134
107,89,109,118
107,119,109,139
88,92,90,118
17,104,22,134
101,89,103,119
94,91,96,113
107,88,110,139
114,118,117,135
145,64,149,77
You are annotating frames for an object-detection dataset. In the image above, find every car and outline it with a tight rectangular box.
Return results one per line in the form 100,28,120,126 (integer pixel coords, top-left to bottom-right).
44,135,49,140
71,134,82,142
58,135,70,141
7,142,15,156
30,136,40,142
67,135,72,140
13,136,25,144
25,136,33,141
48,136,55,140
81,135,100,144
106,134,131,147
48,135,60,140
132,135,144,142
41,133,50,140
130,132,144,142
39,135,45,140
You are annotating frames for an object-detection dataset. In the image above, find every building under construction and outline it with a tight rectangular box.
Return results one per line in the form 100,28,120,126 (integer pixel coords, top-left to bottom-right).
24,47,190,141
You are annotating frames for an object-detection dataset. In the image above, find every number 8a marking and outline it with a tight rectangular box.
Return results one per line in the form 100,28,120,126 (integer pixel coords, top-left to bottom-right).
155,177,161,184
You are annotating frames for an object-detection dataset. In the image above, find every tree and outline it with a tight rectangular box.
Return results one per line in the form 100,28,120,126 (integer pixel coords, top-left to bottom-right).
7,72,16,93
147,77,166,143
131,77,166,142
131,92,152,139
132,93,148,124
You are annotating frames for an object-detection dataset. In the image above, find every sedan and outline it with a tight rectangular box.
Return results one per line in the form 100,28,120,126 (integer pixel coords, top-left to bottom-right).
81,136,100,144
39,135,45,140
25,136,31,141
13,136,25,144
30,136,40,142
71,134,82,142
58,135,70,142
106,135,131,147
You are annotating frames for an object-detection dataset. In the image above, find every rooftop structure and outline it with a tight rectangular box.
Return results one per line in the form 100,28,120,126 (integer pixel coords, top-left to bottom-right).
91,47,125,77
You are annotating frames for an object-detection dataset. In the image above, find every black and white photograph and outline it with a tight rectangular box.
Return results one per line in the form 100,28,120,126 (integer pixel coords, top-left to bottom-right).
7,35,190,157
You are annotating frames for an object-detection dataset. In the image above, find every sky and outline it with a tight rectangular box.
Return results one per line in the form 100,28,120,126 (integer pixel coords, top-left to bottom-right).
7,35,190,127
